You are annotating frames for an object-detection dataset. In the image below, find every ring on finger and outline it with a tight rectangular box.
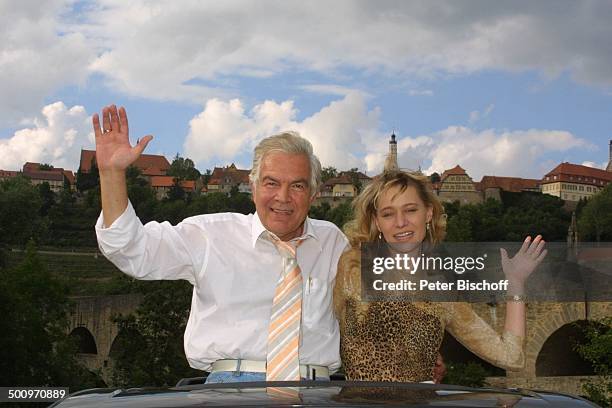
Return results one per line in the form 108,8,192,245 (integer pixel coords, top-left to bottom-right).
103,129,112,134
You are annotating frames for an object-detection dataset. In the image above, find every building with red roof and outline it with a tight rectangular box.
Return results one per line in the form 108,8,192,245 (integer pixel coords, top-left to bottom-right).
541,162,612,202
150,176,198,200
0,170,20,182
78,149,170,178
436,165,482,204
21,162,76,192
207,164,251,194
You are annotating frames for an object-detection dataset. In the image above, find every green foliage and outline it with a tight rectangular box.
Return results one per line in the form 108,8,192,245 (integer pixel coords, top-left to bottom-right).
126,166,158,223
0,241,103,390
39,163,54,170
167,154,201,181
309,201,353,229
579,184,612,242
0,176,45,245
38,182,56,216
166,179,186,202
444,192,570,242
202,169,212,185
575,318,611,407
443,361,489,387
430,172,441,184
321,166,338,182
76,158,99,192
110,280,200,387
346,168,363,193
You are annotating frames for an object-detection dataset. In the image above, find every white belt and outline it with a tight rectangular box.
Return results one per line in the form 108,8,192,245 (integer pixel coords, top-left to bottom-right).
210,359,329,379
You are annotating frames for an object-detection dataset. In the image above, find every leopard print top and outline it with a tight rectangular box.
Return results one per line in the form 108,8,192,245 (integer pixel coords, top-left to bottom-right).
333,248,525,382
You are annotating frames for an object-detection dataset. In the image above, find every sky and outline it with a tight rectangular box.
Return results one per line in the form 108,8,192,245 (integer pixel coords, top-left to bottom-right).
1,0,611,180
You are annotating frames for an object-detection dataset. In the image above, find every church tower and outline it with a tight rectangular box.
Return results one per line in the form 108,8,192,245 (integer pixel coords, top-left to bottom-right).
384,133,399,171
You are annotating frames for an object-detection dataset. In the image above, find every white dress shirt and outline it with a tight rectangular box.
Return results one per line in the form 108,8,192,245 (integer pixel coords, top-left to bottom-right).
95,201,349,372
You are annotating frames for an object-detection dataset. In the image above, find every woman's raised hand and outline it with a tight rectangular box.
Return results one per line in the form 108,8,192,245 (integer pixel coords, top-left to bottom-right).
500,235,548,294
92,105,152,172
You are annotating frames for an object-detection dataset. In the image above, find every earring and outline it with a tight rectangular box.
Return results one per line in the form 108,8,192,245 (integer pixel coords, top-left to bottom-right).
426,222,431,232
378,232,382,240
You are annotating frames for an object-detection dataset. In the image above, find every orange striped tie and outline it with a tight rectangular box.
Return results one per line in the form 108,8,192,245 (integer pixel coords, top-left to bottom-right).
266,234,303,382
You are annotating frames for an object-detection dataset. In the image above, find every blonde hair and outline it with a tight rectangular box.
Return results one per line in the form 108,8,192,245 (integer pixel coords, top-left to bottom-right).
249,131,322,198
344,170,446,247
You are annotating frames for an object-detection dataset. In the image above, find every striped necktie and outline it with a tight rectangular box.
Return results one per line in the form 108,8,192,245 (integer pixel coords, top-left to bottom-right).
266,233,303,382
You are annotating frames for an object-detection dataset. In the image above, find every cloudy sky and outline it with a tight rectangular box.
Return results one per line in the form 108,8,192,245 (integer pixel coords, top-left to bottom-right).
1,0,611,180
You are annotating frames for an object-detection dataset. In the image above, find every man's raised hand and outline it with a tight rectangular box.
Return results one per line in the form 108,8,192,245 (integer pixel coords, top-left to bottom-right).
92,105,152,172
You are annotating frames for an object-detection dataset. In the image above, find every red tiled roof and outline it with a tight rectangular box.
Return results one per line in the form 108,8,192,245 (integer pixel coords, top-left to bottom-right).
78,149,170,175
479,176,540,192
23,170,64,182
0,170,20,178
79,150,97,173
441,165,468,180
209,164,250,185
323,175,353,187
543,162,612,187
63,170,75,185
180,180,196,191
338,170,371,181
150,176,197,191
23,162,40,172
150,176,175,188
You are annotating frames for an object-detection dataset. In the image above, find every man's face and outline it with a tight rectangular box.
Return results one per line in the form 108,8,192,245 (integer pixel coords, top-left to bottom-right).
252,151,315,241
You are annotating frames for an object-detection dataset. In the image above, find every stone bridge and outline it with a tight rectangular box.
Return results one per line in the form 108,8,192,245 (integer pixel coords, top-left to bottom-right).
68,294,142,384
69,293,610,395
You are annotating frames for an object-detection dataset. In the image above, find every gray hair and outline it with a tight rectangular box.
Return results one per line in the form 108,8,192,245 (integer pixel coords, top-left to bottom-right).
249,131,322,197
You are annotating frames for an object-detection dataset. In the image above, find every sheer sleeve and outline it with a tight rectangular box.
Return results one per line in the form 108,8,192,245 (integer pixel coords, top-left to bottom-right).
333,248,361,322
443,302,525,371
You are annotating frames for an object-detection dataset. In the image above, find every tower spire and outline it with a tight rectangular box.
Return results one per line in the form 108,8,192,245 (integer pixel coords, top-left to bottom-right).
384,132,399,171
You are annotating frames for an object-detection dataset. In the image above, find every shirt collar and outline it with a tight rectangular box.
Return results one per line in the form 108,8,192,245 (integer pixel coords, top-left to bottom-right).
251,211,321,252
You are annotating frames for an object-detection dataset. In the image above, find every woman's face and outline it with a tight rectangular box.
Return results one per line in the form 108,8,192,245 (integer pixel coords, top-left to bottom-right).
374,185,433,243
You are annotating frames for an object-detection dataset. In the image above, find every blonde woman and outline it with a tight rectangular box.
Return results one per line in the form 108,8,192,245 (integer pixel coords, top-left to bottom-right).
333,170,546,382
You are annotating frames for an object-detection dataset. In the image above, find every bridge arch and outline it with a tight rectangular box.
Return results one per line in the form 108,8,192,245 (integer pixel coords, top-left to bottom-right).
536,320,596,376
70,326,98,354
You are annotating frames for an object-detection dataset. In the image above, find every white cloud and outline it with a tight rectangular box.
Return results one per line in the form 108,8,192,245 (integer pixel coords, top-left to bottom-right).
184,95,594,180
0,1,94,126
422,127,592,180
184,93,380,171
67,1,612,103
0,102,93,171
582,161,606,170
300,84,368,97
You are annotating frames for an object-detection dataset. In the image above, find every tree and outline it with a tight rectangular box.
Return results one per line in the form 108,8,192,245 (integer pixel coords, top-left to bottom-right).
321,166,338,183
574,318,611,407
39,163,54,170
579,184,612,242
0,176,45,245
430,172,441,184
38,181,56,216
202,169,212,185
167,154,201,181
76,157,100,192
0,241,103,390
443,361,489,387
166,179,186,202
126,166,157,223
111,280,200,387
